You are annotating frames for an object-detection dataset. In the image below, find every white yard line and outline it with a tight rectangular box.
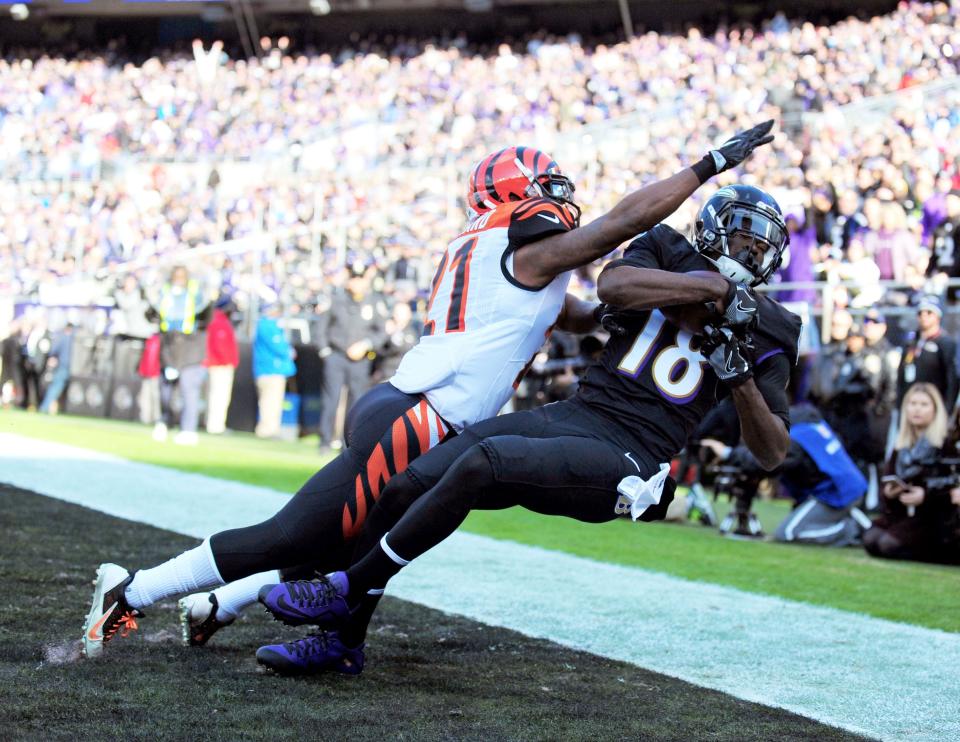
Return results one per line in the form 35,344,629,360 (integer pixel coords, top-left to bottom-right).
3,432,957,742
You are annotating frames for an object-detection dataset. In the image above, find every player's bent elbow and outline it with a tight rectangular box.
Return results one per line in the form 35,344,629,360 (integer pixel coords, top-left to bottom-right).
596,267,635,306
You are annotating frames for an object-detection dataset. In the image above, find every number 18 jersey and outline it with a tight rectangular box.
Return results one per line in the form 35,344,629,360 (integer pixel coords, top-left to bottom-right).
577,224,802,463
391,198,576,432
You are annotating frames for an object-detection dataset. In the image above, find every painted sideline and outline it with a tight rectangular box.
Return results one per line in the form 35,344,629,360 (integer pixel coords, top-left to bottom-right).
3,433,956,742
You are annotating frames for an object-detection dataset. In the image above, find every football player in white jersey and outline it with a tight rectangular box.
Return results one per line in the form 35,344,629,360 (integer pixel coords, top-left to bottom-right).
81,123,775,670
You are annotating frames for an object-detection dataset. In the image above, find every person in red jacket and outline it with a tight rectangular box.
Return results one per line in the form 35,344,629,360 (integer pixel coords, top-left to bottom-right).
204,307,239,435
138,333,162,427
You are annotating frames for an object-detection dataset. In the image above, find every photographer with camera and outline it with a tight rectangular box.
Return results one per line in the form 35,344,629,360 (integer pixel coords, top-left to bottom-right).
701,404,869,545
822,324,881,471
865,383,960,565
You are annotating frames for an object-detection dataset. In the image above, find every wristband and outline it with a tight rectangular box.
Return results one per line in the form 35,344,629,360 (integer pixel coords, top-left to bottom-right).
691,155,718,185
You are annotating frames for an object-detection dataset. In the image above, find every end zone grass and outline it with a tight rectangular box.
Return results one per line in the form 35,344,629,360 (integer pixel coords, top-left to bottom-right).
0,484,867,741
4,409,959,633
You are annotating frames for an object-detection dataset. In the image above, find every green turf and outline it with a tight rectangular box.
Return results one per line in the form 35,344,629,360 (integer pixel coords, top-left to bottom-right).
4,409,960,633
0,485,868,741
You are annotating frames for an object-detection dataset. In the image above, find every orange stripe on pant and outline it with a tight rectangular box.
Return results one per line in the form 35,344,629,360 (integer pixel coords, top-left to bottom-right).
342,400,443,541
406,400,432,453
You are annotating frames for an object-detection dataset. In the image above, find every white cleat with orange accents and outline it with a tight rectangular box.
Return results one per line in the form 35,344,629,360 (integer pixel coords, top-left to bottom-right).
81,563,143,659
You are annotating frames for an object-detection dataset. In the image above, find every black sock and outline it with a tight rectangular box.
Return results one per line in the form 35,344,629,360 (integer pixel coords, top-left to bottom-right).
339,592,381,648
346,537,407,601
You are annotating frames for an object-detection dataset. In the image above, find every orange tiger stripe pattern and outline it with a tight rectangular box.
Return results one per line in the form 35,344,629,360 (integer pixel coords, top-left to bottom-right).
342,399,451,540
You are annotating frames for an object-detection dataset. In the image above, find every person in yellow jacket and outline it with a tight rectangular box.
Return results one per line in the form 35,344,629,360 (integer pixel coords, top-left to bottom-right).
151,265,213,445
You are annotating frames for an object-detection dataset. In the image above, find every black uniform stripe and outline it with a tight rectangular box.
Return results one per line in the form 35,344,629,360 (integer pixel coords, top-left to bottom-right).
484,148,509,204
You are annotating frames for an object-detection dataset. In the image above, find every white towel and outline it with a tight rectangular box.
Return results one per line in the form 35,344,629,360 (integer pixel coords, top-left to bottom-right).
616,463,671,521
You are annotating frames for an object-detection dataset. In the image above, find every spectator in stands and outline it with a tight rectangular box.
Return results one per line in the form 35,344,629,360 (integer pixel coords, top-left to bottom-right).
137,333,162,427
252,303,296,439
312,264,387,451
895,295,958,412
0,319,25,408
824,323,879,469
39,322,76,414
779,211,818,305
808,308,853,410
862,310,901,468
926,190,960,304
373,300,418,383
865,383,959,564
21,316,49,410
855,200,922,284
204,305,239,435
920,173,954,246
152,266,213,446
112,274,157,340
831,190,868,253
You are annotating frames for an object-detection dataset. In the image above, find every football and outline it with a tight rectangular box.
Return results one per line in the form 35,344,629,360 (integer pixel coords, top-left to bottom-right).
660,302,721,335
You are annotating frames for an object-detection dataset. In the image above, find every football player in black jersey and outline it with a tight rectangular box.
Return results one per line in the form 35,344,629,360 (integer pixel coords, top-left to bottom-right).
258,184,803,667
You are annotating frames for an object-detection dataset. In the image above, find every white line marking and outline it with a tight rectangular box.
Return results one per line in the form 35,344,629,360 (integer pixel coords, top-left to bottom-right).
2,433,957,741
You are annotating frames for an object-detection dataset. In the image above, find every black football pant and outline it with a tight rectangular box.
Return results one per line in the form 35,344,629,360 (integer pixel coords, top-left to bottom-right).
345,399,675,606
209,382,452,582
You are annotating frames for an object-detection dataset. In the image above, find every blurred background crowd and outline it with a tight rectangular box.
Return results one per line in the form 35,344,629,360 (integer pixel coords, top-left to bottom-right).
2,1,960,561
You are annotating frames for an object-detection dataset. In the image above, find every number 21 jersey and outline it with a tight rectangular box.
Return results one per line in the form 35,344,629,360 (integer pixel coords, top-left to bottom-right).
391,198,576,432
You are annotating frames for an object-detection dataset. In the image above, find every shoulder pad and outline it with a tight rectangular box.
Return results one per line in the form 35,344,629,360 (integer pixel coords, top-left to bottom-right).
511,198,577,230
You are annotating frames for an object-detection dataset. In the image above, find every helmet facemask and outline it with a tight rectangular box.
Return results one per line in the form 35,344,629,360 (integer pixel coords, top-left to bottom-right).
517,158,582,226
696,202,787,286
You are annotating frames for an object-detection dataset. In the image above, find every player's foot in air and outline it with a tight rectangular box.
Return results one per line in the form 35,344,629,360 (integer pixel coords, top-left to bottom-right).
258,571,352,628
81,563,143,659
178,593,235,647
256,631,365,676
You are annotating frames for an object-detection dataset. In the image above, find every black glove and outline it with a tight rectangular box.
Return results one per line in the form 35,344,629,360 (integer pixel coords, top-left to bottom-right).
719,283,760,332
594,303,629,337
700,326,753,387
692,120,775,182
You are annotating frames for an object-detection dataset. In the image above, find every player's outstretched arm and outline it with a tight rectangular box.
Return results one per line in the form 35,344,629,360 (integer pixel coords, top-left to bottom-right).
513,120,775,288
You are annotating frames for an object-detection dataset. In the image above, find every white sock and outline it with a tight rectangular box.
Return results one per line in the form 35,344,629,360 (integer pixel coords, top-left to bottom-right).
125,539,224,610
211,570,280,621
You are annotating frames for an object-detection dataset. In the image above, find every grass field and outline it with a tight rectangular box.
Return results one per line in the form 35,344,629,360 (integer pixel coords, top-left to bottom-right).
0,484,868,741
4,409,958,634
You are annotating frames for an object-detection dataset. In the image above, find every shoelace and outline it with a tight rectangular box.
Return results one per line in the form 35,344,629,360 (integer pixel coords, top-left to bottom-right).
105,611,140,641
288,633,331,659
285,577,337,608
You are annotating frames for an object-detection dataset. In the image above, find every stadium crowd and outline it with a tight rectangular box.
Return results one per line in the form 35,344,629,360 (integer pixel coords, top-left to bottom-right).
1,3,960,563
2,2,960,312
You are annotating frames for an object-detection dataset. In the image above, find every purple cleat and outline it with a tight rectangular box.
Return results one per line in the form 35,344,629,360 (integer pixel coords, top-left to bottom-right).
256,631,365,676
257,571,352,628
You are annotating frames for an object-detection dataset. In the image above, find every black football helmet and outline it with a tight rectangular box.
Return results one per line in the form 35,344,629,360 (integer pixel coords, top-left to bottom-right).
694,184,788,287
